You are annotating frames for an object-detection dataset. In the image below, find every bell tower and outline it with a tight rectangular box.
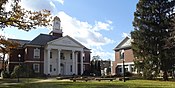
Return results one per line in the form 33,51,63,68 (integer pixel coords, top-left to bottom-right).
50,16,63,38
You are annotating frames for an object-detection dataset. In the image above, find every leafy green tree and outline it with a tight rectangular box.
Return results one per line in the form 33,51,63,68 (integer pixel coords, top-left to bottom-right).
0,0,51,31
131,0,175,80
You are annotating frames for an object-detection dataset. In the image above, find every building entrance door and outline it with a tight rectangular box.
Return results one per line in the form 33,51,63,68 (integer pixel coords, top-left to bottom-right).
60,63,64,75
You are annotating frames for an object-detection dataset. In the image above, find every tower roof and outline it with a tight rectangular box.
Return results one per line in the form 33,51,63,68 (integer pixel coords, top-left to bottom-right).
53,16,61,22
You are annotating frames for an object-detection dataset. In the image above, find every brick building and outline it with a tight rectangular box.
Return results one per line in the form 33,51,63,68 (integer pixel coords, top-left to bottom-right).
112,37,136,75
7,16,91,76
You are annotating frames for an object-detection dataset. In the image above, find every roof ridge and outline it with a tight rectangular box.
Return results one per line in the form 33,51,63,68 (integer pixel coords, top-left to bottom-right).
8,38,31,42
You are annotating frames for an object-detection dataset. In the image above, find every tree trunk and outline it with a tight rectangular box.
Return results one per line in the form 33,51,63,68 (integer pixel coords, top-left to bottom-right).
163,71,168,81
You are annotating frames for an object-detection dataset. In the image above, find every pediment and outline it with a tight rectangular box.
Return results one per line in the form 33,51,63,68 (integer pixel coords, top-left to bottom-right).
116,37,131,48
47,35,84,48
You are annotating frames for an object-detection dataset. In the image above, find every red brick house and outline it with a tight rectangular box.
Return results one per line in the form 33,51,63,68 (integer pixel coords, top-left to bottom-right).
112,37,136,75
7,16,91,76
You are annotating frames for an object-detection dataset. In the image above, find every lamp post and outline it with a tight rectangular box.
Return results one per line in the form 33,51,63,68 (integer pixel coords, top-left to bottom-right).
17,54,21,82
120,49,125,82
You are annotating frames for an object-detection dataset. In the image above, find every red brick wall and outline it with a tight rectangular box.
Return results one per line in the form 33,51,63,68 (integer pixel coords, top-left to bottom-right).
25,62,44,74
112,48,135,75
84,51,90,63
9,48,24,62
24,46,44,61
115,48,134,63
9,46,44,74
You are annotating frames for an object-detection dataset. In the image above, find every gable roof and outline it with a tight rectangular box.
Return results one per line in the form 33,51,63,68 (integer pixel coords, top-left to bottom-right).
8,38,31,47
28,34,57,46
114,37,131,51
8,34,90,51
48,35,90,49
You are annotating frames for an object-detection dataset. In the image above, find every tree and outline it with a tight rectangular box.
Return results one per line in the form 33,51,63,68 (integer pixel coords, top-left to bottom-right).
91,55,102,76
0,0,52,31
131,0,175,80
0,36,20,70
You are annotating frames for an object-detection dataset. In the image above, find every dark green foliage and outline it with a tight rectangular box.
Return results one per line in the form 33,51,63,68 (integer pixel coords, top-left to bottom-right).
131,0,175,80
11,65,34,78
2,71,10,78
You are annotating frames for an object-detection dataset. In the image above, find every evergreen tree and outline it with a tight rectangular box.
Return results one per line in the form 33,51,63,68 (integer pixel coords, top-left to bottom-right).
131,0,175,80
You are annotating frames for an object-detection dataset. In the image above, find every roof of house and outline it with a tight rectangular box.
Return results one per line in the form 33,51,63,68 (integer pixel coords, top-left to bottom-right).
9,34,90,50
114,37,132,51
8,38,31,47
28,34,57,46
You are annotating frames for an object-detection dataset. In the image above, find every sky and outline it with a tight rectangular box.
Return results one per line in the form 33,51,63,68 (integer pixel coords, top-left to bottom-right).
0,0,139,61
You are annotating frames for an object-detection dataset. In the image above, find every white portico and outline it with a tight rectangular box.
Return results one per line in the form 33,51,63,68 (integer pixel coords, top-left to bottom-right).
44,36,85,76
42,16,90,76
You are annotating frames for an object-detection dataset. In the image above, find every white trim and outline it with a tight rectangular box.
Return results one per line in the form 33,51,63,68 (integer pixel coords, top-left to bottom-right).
77,62,90,64
81,51,83,74
47,35,85,48
117,62,134,65
24,61,44,63
24,45,43,47
83,62,90,64
8,62,23,64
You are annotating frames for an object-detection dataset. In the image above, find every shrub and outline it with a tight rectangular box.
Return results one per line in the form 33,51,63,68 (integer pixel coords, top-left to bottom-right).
82,70,91,76
11,65,34,78
125,72,133,77
2,71,10,78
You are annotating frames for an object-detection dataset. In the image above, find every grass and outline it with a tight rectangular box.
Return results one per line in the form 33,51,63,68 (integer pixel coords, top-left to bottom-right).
1,78,175,88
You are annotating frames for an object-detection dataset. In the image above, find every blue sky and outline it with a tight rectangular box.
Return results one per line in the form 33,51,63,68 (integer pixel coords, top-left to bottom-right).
1,0,139,60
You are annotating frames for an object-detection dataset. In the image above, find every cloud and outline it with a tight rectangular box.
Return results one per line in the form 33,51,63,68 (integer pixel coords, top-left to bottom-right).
55,0,64,5
57,11,115,60
57,11,115,47
0,30,16,39
92,21,112,31
19,0,63,12
92,50,114,60
122,32,130,38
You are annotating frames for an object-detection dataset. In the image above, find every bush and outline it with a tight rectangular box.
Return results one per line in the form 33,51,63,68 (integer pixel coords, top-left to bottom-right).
11,65,35,78
1,71,10,78
82,70,91,76
125,72,133,77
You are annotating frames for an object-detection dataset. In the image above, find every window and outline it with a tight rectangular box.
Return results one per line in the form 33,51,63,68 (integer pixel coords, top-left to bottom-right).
50,52,52,59
83,57,85,61
119,68,122,73
70,53,72,59
120,51,124,59
125,68,128,72
83,53,85,61
50,65,52,72
83,65,85,71
70,65,72,72
34,48,40,58
33,64,40,73
61,53,65,60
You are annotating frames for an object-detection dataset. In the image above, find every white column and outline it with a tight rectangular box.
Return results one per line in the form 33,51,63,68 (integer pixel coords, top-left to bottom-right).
128,64,131,72
72,50,75,74
57,49,61,75
75,52,78,75
81,51,84,75
47,49,50,75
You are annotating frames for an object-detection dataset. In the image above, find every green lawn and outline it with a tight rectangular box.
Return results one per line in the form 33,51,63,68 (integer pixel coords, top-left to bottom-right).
1,78,175,88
